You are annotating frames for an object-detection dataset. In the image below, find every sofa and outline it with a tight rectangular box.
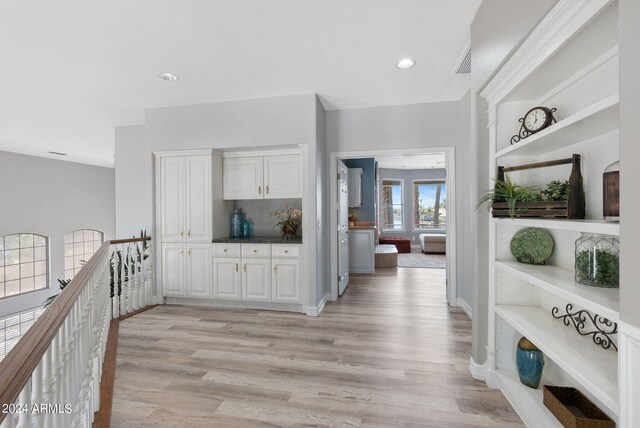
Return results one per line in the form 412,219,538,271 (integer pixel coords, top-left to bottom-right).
419,233,446,254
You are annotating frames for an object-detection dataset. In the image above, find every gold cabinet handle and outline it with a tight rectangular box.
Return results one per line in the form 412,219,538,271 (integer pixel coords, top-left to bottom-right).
188,249,191,256
266,186,270,194
179,248,184,254
224,248,228,253
284,250,289,254
258,186,262,194
180,230,184,238
188,230,191,238
235,263,239,272
273,265,277,273
253,249,257,253
243,264,247,272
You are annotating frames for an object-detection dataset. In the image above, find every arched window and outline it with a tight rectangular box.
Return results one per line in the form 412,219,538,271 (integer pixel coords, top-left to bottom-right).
0,233,48,298
64,229,104,279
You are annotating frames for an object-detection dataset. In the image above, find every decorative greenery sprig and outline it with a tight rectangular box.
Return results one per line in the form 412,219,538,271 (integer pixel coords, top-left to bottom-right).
270,205,302,230
575,249,619,287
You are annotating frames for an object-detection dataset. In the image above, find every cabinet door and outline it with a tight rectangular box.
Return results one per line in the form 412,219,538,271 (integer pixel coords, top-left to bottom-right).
272,259,301,304
223,157,263,200
348,168,363,207
349,229,375,274
264,155,303,199
186,244,211,298
160,157,186,241
185,155,212,242
162,244,185,296
241,258,271,302
212,257,241,300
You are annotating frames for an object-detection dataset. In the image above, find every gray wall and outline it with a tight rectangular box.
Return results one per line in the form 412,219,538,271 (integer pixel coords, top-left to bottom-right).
470,0,559,364
115,125,152,237
326,93,473,308
343,158,375,223
0,151,115,317
619,0,640,328
378,168,447,243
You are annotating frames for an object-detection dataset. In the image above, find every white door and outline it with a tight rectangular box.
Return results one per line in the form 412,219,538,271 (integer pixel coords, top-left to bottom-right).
162,244,185,296
185,155,211,242
271,259,301,303
337,160,350,296
160,157,185,241
186,244,211,298
223,157,263,199
241,258,271,302
264,155,303,199
212,257,241,300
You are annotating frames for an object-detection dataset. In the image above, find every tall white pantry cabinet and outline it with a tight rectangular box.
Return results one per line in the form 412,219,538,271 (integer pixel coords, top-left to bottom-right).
479,1,637,426
156,150,222,299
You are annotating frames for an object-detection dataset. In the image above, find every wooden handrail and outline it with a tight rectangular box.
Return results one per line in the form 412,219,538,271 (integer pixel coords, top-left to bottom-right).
0,236,152,419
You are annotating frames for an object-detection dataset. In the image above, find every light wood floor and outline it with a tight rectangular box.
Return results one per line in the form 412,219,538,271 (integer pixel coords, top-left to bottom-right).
111,268,523,427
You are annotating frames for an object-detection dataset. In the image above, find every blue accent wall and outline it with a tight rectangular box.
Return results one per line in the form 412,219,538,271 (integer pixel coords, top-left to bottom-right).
344,158,375,223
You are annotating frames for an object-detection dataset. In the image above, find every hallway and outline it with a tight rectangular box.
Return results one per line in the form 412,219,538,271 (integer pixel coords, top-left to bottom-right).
111,268,522,427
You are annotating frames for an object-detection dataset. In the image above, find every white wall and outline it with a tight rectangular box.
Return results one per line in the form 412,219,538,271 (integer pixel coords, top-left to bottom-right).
619,0,640,329
0,151,115,317
315,97,329,304
470,0,558,366
326,93,473,307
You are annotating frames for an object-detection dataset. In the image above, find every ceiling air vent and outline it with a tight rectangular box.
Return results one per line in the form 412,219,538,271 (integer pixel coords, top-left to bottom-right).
454,48,471,74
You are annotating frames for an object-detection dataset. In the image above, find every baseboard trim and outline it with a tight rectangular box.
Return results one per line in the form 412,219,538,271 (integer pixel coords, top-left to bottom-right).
151,295,164,305
456,298,472,319
307,292,330,317
620,321,640,427
469,357,487,381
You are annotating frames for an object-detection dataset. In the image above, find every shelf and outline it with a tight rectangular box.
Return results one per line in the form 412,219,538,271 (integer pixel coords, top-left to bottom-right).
495,261,619,322
493,217,620,236
495,369,562,428
496,94,619,159
495,305,618,416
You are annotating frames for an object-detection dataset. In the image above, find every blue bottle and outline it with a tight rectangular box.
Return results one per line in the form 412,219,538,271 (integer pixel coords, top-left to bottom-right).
242,219,252,238
230,209,244,238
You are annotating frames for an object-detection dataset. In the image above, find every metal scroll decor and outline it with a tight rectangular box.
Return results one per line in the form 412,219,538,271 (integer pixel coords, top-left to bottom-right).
552,304,618,351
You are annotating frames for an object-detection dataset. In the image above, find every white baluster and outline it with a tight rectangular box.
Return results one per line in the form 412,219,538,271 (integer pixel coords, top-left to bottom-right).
31,360,43,428
15,379,32,428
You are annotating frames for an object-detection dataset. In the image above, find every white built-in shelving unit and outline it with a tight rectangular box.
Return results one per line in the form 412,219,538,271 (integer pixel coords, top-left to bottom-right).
480,0,621,425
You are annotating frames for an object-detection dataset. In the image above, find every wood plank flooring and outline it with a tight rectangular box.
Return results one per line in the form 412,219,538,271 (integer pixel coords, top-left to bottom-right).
111,268,523,427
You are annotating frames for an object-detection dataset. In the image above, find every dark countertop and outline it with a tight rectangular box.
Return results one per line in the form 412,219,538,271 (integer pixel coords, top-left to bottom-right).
212,236,303,244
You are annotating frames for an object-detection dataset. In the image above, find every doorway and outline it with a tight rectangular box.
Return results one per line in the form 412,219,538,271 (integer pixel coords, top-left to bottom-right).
329,147,457,307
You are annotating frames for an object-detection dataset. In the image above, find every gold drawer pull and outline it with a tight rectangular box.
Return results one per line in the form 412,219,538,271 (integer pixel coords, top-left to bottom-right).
253,249,257,253
235,263,239,272
284,250,289,254
224,248,228,252
243,264,247,272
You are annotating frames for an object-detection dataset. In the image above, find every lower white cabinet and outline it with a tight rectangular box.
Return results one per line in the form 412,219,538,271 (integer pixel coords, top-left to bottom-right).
162,243,211,297
211,242,301,304
211,257,241,300
242,258,272,302
349,228,375,274
272,259,301,303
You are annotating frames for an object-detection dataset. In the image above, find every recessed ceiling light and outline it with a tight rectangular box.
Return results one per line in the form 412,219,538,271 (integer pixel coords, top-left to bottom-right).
159,72,179,81
397,58,415,69
47,151,67,156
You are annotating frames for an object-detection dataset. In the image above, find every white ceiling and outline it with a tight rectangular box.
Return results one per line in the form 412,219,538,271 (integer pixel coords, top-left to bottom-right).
0,1,480,167
376,154,446,170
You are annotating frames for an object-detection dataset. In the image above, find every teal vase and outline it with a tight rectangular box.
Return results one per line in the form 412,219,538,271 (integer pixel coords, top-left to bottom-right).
516,337,544,389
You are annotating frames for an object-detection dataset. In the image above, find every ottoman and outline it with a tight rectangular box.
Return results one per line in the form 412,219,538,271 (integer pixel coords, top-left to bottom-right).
419,234,446,254
378,237,411,253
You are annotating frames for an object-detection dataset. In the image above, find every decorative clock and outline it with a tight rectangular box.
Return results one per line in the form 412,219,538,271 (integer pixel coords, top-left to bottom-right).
510,106,557,145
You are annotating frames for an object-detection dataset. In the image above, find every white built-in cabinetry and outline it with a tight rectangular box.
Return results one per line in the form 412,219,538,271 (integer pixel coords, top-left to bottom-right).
348,228,375,274
348,168,363,207
223,152,302,200
480,1,622,426
212,243,302,303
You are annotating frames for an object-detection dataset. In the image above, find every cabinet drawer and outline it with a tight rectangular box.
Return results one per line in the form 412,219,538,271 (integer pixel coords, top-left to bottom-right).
212,243,241,258
272,244,301,258
241,244,271,258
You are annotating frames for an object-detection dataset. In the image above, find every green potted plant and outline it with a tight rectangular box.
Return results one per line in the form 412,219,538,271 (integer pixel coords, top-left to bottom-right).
270,205,302,240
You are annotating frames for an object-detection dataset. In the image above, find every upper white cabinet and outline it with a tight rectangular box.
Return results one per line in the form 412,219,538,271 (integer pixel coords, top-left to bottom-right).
348,168,363,208
223,152,302,200
158,151,212,243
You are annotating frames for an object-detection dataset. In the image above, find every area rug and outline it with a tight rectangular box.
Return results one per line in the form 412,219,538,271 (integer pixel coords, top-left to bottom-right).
397,249,446,269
